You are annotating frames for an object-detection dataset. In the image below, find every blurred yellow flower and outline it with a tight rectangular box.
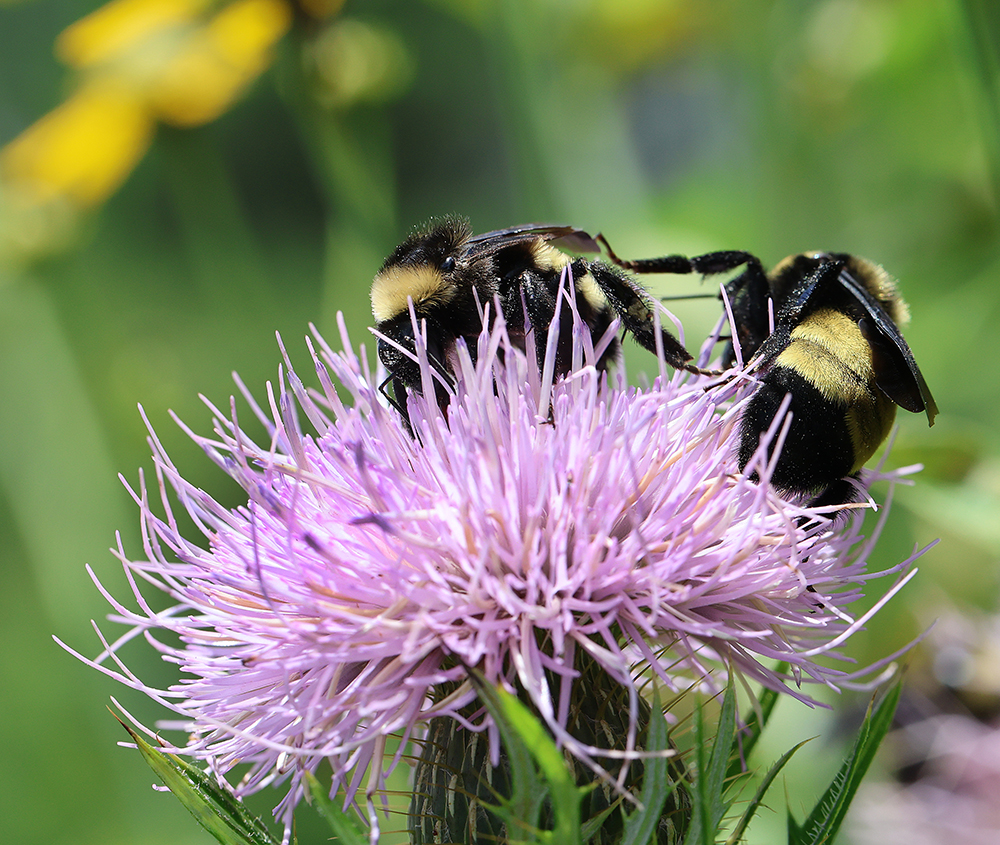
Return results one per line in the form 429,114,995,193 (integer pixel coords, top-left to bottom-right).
2,78,152,207
56,0,210,69
1,0,306,257
147,0,294,126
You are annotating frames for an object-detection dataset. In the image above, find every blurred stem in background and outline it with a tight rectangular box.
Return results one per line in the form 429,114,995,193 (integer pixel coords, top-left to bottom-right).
159,129,275,318
281,15,407,332
0,280,128,624
487,0,561,219
959,0,1000,202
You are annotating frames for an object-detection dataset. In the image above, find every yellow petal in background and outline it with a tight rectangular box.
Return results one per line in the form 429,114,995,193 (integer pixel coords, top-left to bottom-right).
57,0,208,69
150,0,292,126
1,77,154,207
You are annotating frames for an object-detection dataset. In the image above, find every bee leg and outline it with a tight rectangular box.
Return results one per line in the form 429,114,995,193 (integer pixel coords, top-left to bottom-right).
586,263,719,377
770,258,847,327
597,234,762,279
596,233,706,275
379,373,415,437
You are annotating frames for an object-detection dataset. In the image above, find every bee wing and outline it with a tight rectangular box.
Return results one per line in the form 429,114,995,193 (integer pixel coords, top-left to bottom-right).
838,270,938,425
466,224,602,256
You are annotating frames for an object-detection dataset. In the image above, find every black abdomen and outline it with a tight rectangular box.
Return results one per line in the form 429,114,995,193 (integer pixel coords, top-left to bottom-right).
738,368,855,494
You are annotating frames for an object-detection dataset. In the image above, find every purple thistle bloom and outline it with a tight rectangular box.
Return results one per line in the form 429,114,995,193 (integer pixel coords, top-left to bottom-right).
62,294,927,840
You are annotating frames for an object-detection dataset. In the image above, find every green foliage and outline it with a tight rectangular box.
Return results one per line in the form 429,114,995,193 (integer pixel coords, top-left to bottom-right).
724,677,783,784
683,683,737,845
469,674,692,844
121,673,905,845
302,774,368,845
117,717,284,845
476,678,585,844
725,740,810,845
787,683,903,845
619,688,680,845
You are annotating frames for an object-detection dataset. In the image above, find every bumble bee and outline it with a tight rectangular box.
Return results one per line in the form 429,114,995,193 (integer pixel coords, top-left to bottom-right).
370,217,708,426
598,240,938,516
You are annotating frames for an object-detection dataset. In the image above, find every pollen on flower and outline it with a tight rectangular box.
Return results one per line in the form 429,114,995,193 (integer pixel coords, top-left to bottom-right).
60,296,928,840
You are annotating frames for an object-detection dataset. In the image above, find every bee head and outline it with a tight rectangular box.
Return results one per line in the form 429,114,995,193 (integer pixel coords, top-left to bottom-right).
371,217,474,324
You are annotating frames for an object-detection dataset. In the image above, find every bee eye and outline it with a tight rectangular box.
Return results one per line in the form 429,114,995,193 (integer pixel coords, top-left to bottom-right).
440,256,456,273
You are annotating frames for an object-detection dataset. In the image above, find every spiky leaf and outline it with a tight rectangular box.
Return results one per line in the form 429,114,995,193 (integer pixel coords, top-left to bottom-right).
788,682,902,845
117,716,281,845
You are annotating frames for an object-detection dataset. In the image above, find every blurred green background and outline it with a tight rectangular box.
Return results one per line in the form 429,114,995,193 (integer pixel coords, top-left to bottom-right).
2,0,998,843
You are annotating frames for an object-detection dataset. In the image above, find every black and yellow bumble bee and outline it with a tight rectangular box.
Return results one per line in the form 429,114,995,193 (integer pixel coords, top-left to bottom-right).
598,240,938,517
370,217,710,426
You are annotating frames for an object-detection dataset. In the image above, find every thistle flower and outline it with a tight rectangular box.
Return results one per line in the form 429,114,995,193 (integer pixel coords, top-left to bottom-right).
63,295,924,841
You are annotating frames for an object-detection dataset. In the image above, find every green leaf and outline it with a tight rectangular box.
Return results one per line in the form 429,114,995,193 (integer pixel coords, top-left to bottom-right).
621,686,680,845
580,802,620,843
684,701,711,845
116,715,282,845
302,773,367,845
788,681,902,845
476,676,584,844
480,689,550,838
725,669,784,783
725,739,810,845
683,680,737,845
788,808,805,843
